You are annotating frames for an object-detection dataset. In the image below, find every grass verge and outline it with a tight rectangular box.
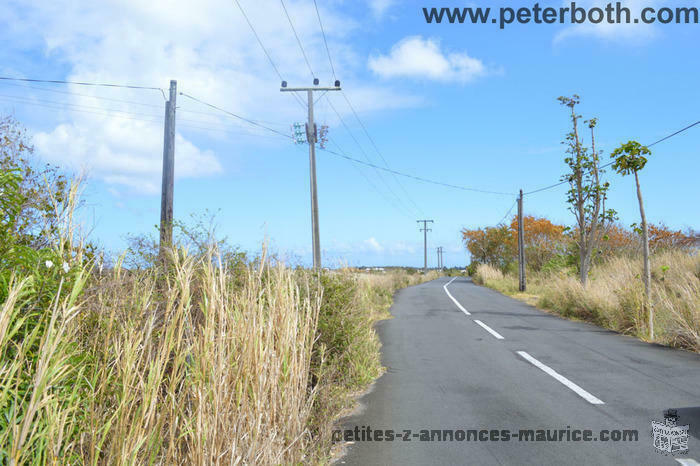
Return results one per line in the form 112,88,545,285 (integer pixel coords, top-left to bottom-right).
472,250,700,352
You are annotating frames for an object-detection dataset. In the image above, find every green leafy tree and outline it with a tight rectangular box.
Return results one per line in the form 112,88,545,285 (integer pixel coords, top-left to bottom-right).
611,140,653,338
0,115,70,249
557,95,614,285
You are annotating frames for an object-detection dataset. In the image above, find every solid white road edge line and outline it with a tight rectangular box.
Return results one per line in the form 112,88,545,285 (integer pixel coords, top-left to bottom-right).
443,277,471,316
517,351,605,405
474,320,505,340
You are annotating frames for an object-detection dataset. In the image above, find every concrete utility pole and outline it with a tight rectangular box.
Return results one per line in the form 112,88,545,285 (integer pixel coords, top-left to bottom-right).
436,246,444,270
518,189,526,292
159,80,177,259
417,220,434,273
281,79,341,270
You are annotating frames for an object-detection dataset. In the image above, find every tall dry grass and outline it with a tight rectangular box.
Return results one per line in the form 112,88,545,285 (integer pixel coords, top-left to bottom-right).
0,170,444,463
74,249,321,464
0,248,321,464
473,251,700,351
472,263,518,294
1,243,440,464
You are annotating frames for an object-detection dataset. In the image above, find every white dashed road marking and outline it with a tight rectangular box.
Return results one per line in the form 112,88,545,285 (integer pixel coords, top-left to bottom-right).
517,351,605,405
474,320,505,340
444,279,608,406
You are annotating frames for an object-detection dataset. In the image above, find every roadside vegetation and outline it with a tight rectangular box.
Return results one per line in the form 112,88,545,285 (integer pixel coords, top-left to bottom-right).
462,95,699,353
0,115,439,464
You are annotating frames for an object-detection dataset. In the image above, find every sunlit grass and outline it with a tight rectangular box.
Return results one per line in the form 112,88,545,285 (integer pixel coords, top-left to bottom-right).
474,251,700,351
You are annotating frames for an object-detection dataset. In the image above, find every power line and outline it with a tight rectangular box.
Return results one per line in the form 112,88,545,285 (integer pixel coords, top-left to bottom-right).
0,93,164,119
495,198,518,225
0,75,165,99
319,146,515,196
339,90,424,215
0,77,517,198
233,0,306,110
179,92,293,139
0,92,242,129
0,79,288,128
596,120,700,171
233,0,283,81
524,119,700,196
0,94,282,139
313,90,329,106
325,96,419,216
309,3,417,213
523,180,568,196
312,0,336,80
0,80,165,108
310,0,422,214
176,92,513,199
645,120,700,148
0,96,162,124
327,137,412,219
279,0,316,79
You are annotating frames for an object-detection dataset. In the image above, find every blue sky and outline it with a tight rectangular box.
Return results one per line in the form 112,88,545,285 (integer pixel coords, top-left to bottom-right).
0,0,698,267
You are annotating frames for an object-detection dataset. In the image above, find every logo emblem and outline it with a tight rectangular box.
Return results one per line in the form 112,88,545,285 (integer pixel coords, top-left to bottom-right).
651,409,689,456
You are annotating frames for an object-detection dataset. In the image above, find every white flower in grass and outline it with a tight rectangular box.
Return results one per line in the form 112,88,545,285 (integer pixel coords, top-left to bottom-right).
62,262,70,273
45,260,54,269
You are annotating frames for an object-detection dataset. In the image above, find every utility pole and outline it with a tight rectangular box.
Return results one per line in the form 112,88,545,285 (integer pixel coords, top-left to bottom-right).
281,79,341,270
417,220,433,273
518,189,526,292
436,246,443,270
159,80,177,259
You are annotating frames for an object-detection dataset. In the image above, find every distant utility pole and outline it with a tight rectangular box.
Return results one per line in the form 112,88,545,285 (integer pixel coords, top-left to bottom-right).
159,79,177,259
436,246,444,270
518,189,526,292
417,220,434,273
281,79,341,270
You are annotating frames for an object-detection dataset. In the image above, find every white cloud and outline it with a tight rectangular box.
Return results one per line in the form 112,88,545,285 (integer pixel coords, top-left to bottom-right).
367,0,396,18
554,0,660,44
363,237,384,253
1,0,420,193
34,118,221,194
368,36,491,83
387,241,417,255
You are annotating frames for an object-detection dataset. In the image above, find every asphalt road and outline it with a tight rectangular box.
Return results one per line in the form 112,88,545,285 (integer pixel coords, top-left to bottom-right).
338,277,700,465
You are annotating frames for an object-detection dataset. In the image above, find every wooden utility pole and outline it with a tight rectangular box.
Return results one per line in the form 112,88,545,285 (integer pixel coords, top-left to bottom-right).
159,80,177,259
417,220,433,273
281,79,341,270
517,189,526,292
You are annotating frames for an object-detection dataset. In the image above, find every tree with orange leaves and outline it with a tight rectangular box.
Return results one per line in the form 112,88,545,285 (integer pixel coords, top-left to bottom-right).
461,225,514,270
508,215,569,271
462,215,569,272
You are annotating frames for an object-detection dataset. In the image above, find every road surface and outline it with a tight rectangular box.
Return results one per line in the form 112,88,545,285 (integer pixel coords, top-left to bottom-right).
338,277,700,465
